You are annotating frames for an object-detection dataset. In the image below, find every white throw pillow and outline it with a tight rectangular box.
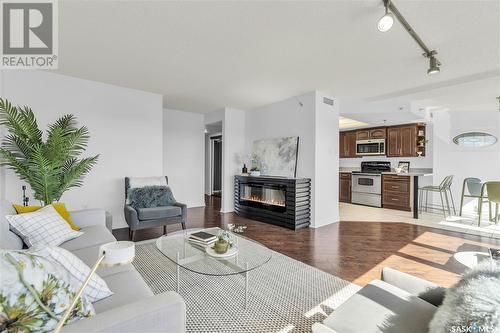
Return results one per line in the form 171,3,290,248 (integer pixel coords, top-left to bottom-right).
33,246,114,303
6,205,83,247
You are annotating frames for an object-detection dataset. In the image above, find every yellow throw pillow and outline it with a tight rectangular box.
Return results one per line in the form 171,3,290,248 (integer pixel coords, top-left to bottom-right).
12,204,41,214
13,203,81,231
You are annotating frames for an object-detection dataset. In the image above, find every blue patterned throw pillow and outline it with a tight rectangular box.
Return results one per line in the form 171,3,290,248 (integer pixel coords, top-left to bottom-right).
127,185,176,209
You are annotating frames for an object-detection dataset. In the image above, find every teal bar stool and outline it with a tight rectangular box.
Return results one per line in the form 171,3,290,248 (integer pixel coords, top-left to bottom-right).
478,181,500,226
459,178,485,217
419,175,455,218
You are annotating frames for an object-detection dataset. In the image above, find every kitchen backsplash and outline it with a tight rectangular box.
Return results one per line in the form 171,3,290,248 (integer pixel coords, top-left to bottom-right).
339,155,432,169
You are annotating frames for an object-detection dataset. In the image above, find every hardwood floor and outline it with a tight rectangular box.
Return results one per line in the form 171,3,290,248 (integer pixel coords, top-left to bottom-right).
114,195,500,287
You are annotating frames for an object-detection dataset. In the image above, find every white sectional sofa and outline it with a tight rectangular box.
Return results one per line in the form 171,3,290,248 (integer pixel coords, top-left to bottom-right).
0,204,186,333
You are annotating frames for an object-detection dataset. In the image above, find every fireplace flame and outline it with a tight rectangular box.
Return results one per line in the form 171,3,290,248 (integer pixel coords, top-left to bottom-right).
241,195,285,207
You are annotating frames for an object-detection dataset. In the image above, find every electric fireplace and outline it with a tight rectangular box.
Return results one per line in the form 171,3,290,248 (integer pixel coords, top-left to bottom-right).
239,183,287,213
234,175,311,230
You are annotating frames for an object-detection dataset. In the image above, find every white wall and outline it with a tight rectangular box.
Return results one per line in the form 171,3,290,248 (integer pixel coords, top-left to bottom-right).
2,71,163,229
245,92,316,181
245,91,339,227
433,110,500,207
163,108,205,208
314,91,340,227
221,108,245,213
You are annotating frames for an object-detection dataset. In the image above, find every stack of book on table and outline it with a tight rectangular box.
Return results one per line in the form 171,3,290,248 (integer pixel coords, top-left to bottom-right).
188,231,217,247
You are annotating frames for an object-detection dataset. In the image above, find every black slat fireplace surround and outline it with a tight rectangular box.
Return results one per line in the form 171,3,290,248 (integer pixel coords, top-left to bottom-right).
234,175,311,230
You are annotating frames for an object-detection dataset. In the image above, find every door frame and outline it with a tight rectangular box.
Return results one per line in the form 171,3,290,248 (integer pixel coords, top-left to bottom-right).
208,133,222,196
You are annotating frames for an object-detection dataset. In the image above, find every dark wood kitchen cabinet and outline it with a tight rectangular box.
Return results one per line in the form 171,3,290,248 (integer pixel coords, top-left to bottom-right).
356,127,386,140
341,123,425,158
386,124,419,157
382,174,411,211
339,131,357,158
339,172,352,203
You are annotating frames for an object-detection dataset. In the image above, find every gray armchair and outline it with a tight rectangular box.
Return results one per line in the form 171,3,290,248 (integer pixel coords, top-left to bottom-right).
124,176,186,240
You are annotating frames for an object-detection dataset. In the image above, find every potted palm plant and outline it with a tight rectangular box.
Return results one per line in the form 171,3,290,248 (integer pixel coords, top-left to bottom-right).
0,99,99,205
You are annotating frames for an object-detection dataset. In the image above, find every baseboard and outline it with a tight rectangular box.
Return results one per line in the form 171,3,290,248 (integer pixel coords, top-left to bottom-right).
310,217,340,228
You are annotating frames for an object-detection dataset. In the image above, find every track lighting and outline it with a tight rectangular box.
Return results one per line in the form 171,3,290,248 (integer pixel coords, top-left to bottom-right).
378,0,441,75
426,53,440,75
377,0,394,32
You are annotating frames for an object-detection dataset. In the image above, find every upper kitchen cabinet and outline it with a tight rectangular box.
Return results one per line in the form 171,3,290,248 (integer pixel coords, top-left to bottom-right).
340,123,426,158
339,131,358,158
386,124,424,157
356,127,386,140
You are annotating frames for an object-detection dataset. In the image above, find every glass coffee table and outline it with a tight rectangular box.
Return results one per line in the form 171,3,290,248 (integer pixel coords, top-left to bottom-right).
155,227,272,308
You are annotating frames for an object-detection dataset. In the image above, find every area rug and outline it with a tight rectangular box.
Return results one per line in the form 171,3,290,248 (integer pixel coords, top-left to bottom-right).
133,241,360,333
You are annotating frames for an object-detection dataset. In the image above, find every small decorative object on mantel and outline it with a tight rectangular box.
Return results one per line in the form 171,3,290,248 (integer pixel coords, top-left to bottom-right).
250,167,261,177
397,161,410,173
242,163,248,175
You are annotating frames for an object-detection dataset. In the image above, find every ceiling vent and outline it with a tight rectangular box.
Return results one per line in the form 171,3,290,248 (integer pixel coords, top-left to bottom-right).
323,97,334,106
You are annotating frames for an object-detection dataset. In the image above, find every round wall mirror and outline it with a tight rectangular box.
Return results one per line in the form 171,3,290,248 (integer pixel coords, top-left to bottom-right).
453,132,497,148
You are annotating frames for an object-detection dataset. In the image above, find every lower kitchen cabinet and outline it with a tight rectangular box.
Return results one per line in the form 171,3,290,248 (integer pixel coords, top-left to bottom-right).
382,174,411,211
339,172,351,203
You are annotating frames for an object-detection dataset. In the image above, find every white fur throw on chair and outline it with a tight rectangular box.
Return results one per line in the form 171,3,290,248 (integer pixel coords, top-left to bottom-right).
128,176,167,189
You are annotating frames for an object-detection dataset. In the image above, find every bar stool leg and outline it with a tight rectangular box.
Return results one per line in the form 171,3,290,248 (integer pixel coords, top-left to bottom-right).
439,191,447,218
489,202,493,222
459,193,465,217
425,190,429,213
444,191,451,216
496,203,499,225
478,199,483,227
418,189,422,213
448,189,456,215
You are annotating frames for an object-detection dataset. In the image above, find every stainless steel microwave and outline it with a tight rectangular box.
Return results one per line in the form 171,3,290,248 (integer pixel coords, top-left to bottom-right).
356,139,386,156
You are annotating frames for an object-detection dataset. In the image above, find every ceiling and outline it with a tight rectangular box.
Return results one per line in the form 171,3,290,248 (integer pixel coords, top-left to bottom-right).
341,74,500,127
56,1,500,113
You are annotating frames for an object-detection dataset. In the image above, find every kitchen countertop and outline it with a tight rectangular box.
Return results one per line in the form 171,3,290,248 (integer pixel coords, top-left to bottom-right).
340,167,433,177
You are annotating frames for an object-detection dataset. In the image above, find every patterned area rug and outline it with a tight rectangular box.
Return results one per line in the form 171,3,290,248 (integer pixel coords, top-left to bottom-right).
133,241,360,333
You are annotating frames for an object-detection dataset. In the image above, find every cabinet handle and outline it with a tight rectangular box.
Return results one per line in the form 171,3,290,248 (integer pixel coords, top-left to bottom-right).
391,186,398,189
391,198,398,201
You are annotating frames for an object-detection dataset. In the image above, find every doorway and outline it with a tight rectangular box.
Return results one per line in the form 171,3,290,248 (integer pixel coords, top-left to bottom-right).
211,135,222,197
205,121,223,199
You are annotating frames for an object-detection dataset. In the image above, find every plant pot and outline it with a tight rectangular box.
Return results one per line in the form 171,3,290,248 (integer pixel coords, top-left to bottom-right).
213,240,230,254
250,171,261,176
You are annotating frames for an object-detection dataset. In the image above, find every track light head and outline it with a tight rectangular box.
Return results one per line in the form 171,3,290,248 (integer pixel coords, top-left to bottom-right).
378,13,394,32
426,53,440,75
378,0,394,32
